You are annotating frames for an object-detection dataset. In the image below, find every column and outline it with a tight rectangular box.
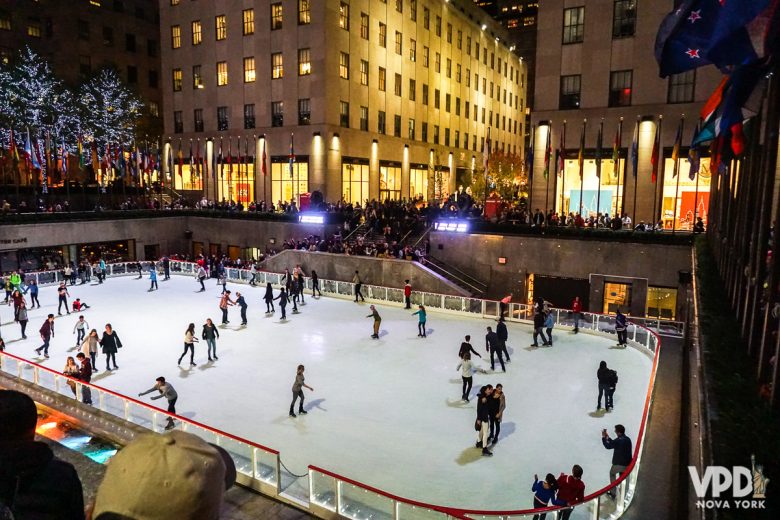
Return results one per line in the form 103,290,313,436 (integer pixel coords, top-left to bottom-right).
326,132,342,202
309,132,327,196
369,139,380,200
529,122,550,212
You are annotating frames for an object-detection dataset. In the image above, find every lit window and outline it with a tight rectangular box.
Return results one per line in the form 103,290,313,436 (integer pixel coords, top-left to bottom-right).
298,48,311,75
217,61,228,86
171,25,181,48
243,57,256,82
409,39,416,61
0,13,11,31
395,0,403,14
410,0,417,21
172,68,182,91
360,59,368,85
243,9,254,35
271,3,282,30
379,22,386,47
299,0,311,25
608,70,632,107
192,65,202,88
272,52,283,79
191,20,201,45
563,7,584,44
215,15,226,40
360,12,369,39
378,67,386,91
339,51,349,79
339,2,349,30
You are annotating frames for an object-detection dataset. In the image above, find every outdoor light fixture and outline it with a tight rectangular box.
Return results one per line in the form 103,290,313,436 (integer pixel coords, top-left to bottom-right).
435,221,469,233
299,214,325,224
498,257,507,265
481,24,487,30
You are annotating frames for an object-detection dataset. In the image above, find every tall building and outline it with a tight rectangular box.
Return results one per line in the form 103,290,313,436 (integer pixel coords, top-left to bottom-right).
159,0,527,206
529,0,721,229
0,0,163,127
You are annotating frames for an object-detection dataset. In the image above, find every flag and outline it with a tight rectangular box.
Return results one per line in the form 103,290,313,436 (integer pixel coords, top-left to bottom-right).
595,122,603,178
196,139,202,177
25,129,40,169
525,125,535,175
483,128,491,173
262,138,267,176
227,137,233,180
577,121,585,178
630,120,639,178
654,0,771,77
166,143,173,177
289,133,296,178
542,125,551,179
650,118,662,183
612,122,622,164
10,129,20,166
688,122,702,179
219,138,224,179
717,60,767,152
557,124,566,177
177,140,183,176
189,140,194,176
61,140,68,177
671,119,683,174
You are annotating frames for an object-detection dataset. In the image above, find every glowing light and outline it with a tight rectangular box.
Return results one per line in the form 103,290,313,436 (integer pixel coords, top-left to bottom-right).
36,421,58,432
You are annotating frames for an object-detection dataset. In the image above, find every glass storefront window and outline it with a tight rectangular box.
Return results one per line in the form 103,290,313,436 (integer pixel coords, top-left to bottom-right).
215,162,255,205
556,158,622,217
659,157,711,230
172,164,205,192
409,167,428,200
379,164,401,200
647,286,677,320
272,160,309,205
342,162,369,204
603,282,632,314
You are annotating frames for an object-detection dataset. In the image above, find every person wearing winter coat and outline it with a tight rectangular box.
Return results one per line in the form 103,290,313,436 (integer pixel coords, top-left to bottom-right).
615,309,628,347
458,335,482,360
196,266,207,291
0,390,86,520
366,305,381,339
489,384,506,444
15,299,29,339
531,473,559,520
475,386,493,456
296,267,306,304
99,324,122,371
544,312,555,346
554,465,586,520
178,323,199,367
353,270,365,302
412,305,427,337
311,270,321,297
532,311,547,347
76,353,93,404
80,329,99,373
236,292,248,326
219,291,235,324
202,319,220,361
274,288,289,320
602,424,633,497
35,314,55,358
249,264,258,286
263,283,276,313
404,280,412,309
496,317,511,361
485,327,505,372
597,361,618,411
28,280,40,308
148,264,158,291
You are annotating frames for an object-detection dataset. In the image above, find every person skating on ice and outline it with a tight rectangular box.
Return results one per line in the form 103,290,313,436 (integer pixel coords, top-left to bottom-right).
35,314,55,358
148,263,159,291
57,282,70,315
353,270,365,302
496,316,511,361
404,280,412,309
196,265,207,291
475,385,493,456
289,364,314,418
71,298,90,312
295,266,306,304
531,309,547,347
219,290,235,325
412,305,427,337
235,292,248,326
488,384,506,445
249,262,257,286
15,299,28,339
202,318,220,361
178,323,199,367
485,327,505,372
311,270,321,297
290,279,300,313
76,352,93,404
139,376,178,430
544,311,554,346
367,305,381,339
274,287,289,320
615,308,628,347
135,261,143,279
73,315,89,347
81,328,99,372
571,296,582,333
282,268,293,292
99,323,122,371
459,335,482,360
28,280,39,308
162,256,171,280
263,283,275,313
456,352,486,401
596,361,618,411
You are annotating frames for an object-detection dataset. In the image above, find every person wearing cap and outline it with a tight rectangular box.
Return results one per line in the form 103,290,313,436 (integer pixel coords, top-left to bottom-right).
366,305,381,339
139,377,179,430
90,430,236,520
0,390,85,519
289,365,314,418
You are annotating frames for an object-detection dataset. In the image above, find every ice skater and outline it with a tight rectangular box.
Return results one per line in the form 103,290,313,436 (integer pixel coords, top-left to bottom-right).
290,279,300,313
76,352,93,404
236,292,248,326
531,310,547,347
135,261,144,279
71,298,90,312
489,384,506,444
289,364,314,418
485,326,505,372
57,282,70,315
249,263,258,286
459,335,482,360
615,309,628,347
219,290,235,324
196,265,207,291
597,361,619,411
296,266,306,304
63,356,80,396
73,315,89,346
35,314,55,358
139,376,178,430
99,323,122,371
274,287,289,320
496,317,511,361
28,281,39,308
162,256,171,280
81,329,99,372
202,318,219,361
311,270,321,297
412,305,427,337
367,305,381,339
353,270,365,302
456,352,485,401
148,263,159,291
475,386,493,456
263,283,275,313
544,311,554,346
15,300,28,339
499,294,512,318
178,323,199,367
404,280,412,309
571,296,582,333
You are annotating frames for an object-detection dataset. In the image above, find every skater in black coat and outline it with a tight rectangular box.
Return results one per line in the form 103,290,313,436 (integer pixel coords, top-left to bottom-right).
496,317,511,362
274,288,289,320
99,324,122,371
263,283,275,313
311,270,321,297
236,292,248,325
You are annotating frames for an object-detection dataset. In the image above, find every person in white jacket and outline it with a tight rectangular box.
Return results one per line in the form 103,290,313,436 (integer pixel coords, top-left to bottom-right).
178,323,199,367
456,352,485,402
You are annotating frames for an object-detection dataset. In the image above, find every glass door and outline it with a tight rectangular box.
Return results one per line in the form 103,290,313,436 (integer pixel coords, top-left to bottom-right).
603,282,632,314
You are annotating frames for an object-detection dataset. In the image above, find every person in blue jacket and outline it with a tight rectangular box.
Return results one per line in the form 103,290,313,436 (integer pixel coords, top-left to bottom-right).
148,263,158,291
544,311,554,346
531,473,559,520
602,424,633,498
412,305,427,337
615,309,628,347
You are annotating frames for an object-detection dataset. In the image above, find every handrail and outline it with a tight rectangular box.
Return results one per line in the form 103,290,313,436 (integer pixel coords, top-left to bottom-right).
424,256,488,292
342,220,367,242
7,261,663,518
421,257,486,296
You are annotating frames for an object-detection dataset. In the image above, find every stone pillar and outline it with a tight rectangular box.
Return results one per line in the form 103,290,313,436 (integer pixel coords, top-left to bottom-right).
369,139,380,200
326,133,342,202
309,132,327,197
624,117,657,225
401,144,410,199
529,122,551,213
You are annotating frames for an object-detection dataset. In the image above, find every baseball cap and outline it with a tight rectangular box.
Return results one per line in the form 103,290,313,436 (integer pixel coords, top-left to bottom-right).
92,431,236,520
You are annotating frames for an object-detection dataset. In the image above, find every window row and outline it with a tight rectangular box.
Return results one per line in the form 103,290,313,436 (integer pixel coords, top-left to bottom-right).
171,51,312,90
562,1,637,44
558,69,696,109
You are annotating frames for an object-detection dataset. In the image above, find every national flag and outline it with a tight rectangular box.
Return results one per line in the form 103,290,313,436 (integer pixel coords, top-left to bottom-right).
189,140,194,176
557,124,566,177
483,128,491,173
595,121,603,179
196,139,202,177
61,140,68,177
289,133,296,178
262,138,267,176
118,145,126,177
612,121,622,164
219,138,224,179
577,121,585,178
655,0,771,77
244,137,250,175
542,125,551,179
10,129,20,165
166,143,173,177
25,128,40,169
688,122,702,180
630,120,639,178
91,141,99,173
650,118,662,183
717,60,767,154
671,119,683,164
77,137,85,168
525,125,535,175
227,137,233,180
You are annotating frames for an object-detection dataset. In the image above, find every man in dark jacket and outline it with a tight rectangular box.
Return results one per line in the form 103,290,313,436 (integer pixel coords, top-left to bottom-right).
602,424,633,498
485,327,505,372
0,390,85,520
162,256,171,280
532,311,546,347
496,317,511,362
458,335,482,359
35,314,55,358
76,352,93,405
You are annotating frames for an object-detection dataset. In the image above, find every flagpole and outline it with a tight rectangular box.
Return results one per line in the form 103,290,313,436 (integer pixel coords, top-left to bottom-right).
672,116,684,234
651,116,662,230
560,121,566,214
615,117,623,218
578,119,586,218
544,123,551,213
632,118,639,224
596,119,603,224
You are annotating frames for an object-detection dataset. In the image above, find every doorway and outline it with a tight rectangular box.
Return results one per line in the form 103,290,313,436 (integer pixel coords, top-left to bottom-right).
603,282,632,314
144,244,160,261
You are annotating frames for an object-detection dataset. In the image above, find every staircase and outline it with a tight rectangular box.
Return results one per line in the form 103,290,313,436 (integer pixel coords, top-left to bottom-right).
422,256,488,297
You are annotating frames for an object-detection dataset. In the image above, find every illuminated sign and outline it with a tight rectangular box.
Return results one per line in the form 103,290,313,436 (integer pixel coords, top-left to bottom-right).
434,221,468,232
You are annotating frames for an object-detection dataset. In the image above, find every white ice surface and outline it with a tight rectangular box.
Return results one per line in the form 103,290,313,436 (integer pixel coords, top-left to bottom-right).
1,276,653,511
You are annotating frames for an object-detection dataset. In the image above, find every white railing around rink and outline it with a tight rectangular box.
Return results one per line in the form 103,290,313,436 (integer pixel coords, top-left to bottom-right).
3,261,662,520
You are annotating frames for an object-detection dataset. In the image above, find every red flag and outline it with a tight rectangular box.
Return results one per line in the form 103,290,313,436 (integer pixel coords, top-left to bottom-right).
650,118,661,183
262,139,267,176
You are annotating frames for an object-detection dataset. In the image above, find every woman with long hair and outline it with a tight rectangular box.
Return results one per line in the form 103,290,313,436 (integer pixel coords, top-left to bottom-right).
63,356,80,396
178,323,199,367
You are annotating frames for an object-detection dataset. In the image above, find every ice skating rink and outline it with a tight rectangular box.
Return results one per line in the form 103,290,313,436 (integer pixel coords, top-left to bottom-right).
2,276,654,510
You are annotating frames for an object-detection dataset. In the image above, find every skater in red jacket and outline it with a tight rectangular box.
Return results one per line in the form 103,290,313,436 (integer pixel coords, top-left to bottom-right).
404,280,412,309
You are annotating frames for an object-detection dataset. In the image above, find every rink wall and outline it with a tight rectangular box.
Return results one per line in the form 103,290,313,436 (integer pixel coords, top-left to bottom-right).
260,249,471,296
